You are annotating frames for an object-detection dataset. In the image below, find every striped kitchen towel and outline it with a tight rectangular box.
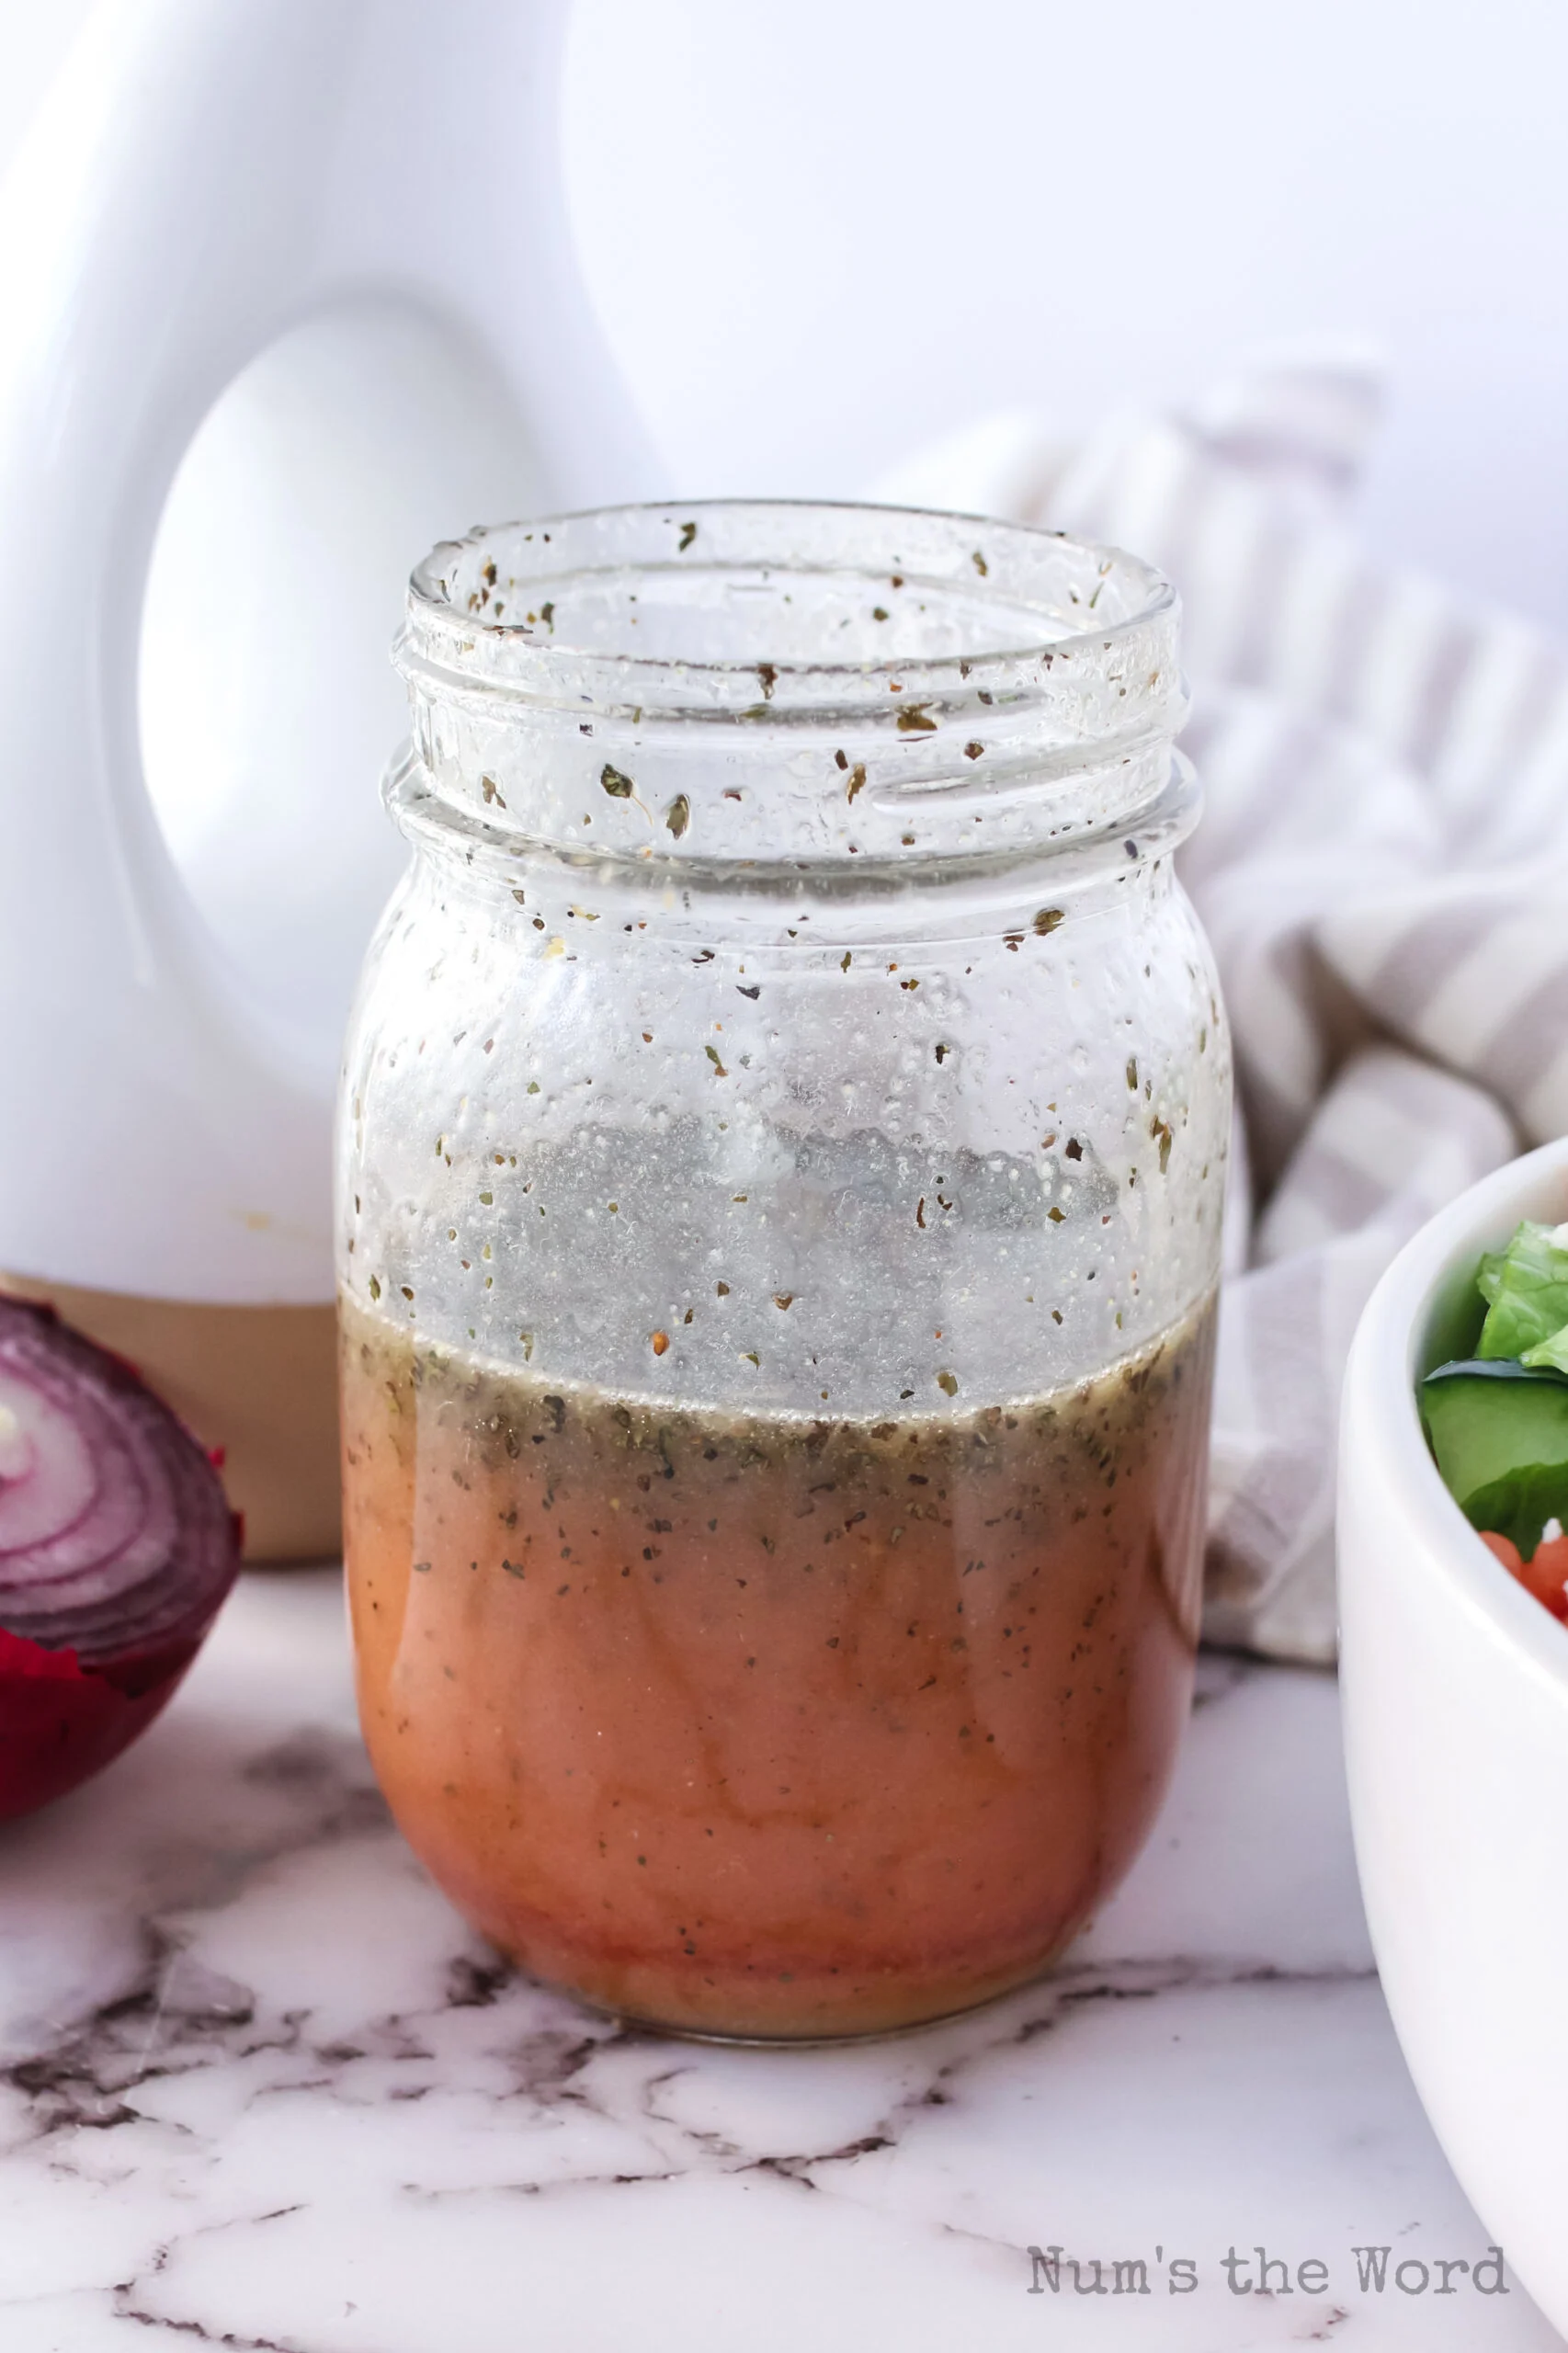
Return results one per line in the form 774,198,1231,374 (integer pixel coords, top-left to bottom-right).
878,358,1563,1661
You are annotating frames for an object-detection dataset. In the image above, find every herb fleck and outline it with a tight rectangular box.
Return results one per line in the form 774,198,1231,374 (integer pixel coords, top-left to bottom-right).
601,764,634,798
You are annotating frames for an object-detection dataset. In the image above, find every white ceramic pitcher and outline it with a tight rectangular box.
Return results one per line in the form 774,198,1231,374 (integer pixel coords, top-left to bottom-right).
0,0,659,1555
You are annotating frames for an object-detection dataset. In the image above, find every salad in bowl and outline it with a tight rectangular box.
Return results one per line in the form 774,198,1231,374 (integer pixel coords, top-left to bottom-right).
1421,1217,1568,1619
1339,1137,1568,2342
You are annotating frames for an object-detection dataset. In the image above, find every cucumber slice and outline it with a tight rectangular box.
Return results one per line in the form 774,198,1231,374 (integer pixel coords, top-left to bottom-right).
1420,1359,1568,1558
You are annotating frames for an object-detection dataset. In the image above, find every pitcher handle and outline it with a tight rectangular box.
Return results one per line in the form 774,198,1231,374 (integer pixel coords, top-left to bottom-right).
0,0,653,1303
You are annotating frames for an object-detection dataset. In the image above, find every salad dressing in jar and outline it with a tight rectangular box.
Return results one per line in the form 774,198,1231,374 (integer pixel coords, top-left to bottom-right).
339,502,1230,2039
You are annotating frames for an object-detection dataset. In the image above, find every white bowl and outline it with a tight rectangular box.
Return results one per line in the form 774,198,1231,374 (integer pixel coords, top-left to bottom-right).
1340,1134,1568,2329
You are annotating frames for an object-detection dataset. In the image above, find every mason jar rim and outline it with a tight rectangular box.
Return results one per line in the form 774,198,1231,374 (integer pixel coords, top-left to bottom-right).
393,500,1189,870
400,498,1179,716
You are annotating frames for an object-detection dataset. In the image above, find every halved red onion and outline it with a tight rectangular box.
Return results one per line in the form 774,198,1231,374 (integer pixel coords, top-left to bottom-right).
0,1294,241,1819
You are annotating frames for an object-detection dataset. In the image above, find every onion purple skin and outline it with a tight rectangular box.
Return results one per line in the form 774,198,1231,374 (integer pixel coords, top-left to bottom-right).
0,1294,242,1822
0,1624,204,1822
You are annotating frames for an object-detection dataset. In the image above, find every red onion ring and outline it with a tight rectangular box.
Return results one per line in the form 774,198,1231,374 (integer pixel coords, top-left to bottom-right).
0,1294,241,1818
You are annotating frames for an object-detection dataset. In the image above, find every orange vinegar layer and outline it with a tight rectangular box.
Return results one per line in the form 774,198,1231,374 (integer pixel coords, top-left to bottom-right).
341,1292,1216,2038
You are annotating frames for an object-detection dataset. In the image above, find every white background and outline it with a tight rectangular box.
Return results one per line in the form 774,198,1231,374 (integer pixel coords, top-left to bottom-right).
4,0,1567,629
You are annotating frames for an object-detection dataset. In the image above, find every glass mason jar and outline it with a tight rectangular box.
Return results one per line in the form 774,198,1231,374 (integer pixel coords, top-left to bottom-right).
338,501,1230,2040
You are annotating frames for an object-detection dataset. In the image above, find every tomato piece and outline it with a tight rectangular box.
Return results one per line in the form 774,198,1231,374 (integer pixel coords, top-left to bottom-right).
1480,1528,1568,1620
1526,1533,1568,1619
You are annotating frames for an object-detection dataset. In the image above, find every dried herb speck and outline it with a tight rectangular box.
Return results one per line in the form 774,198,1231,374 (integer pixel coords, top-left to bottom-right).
1033,907,1065,936
678,520,698,551
665,794,690,839
601,765,634,798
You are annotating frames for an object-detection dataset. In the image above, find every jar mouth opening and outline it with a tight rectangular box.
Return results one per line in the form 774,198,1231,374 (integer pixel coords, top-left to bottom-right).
401,498,1178,719
396,501,1187,870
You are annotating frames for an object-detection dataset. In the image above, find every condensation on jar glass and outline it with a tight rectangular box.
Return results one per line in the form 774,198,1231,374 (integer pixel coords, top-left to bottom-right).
336,501,1232,2040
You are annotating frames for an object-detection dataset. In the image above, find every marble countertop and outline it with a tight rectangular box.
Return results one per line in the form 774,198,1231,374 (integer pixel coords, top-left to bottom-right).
0,1570,1560,2352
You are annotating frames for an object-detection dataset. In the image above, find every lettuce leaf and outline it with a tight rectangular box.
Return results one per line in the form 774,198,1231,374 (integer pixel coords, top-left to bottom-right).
1477,1220,1568,1362
1524,1324,1568,1376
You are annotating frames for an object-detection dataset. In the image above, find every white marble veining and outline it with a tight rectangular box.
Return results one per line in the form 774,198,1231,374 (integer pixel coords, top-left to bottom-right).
0,1573,1559,2351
